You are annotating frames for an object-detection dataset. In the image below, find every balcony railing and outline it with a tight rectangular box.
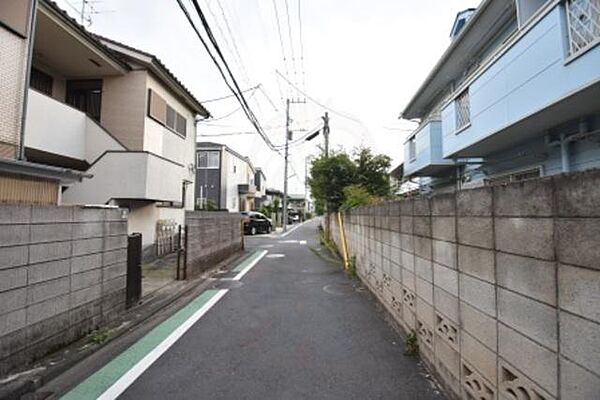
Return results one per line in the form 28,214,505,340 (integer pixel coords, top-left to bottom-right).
567,0,600,56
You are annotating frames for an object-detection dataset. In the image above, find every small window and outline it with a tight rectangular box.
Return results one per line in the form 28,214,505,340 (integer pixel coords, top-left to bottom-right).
176,113,187,136
408,138,417,161
166,105,176,130
455,89,471,131
198,151,220,169
30,68,53,96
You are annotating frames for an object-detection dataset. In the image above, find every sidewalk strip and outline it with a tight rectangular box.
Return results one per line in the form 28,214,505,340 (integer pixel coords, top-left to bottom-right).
61,289,228,400
225,249,268,281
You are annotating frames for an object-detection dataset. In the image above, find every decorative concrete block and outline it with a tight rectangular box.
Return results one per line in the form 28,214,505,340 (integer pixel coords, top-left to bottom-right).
495,218,554,260
416,277,433,304
461,301,497,350
462,330,497,384
417,320,434,351
560,357,600,400
554,169,600,217
415,256,432,282
496,252,556,306
0,225,30,247
432,217,456,242
556,218,600,270
27,277,70,305
457,187,492,217
493,178,553,217
431,193,456,216
462,361,495,400
0,287,26,315
0,267,27,292
460,273,496,317
433,263,458,296
434,287,459,323
560,312,600,374
414,236,432,260
29,241,72,264
498,360,554,400
436,313,459,350
458,245,495,283
498,288,557,350
0,246,28,269
498,324,558,396
0,204,31,224
413,216,432,237
433,240,457,269
559,264,600,323
30,223,72,244
457,217,493,249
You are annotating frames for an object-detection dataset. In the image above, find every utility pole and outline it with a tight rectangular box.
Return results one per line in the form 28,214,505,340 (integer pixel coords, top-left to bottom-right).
282,99,290,232
322,112,330,157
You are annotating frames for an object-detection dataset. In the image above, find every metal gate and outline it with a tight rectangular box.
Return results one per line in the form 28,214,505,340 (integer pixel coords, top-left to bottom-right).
126,233,142,308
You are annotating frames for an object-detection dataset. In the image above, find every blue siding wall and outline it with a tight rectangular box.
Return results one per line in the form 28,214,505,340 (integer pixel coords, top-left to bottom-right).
404,120,454,176
442,4,600,158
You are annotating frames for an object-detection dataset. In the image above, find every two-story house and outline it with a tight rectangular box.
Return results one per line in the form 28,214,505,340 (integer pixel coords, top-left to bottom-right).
0,0,88,204
195,142,265,212
401,0,600,192
16,0,209,258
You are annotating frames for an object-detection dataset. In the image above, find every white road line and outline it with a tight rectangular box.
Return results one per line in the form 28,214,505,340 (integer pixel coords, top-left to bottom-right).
280,220,310,238
97,289,228,400
232,250,268,280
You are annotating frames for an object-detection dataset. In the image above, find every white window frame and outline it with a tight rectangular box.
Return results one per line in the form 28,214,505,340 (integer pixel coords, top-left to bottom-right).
197,151,220,169
566,0,600,57
455,88,471,132
408,138,417,162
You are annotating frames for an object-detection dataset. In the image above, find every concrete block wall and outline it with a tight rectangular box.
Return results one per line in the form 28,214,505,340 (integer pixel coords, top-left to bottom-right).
0,204,128,377
185,211,243,277
332,170,600,399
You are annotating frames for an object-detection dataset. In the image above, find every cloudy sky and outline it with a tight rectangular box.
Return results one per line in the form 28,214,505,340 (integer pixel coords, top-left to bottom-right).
57,0,477,194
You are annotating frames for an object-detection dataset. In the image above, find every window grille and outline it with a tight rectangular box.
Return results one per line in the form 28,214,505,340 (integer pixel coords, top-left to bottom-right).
197,151,220,169
455,89,471,131
484,167,541,186
566,0,600,55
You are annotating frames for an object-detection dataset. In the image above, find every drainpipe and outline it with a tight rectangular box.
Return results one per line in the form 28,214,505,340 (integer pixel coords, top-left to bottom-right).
19,0,39,160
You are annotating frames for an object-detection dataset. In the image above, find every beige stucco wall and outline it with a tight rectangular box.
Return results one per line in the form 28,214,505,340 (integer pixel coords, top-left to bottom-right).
0,27,29,158
101,70,147,150
128,202,159,246
144,73,197,211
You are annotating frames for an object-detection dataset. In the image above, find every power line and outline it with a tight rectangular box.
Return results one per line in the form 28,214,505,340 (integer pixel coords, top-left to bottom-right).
214,0,251,84
199,84,259,103
284,0,298,88
177,0,280,152
271,0,291,99
205,88,259,121
297,0,306,92
275,70,364,125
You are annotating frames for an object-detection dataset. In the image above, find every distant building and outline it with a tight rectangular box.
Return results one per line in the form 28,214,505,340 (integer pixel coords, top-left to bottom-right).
401,0,600,192
195,142,265,212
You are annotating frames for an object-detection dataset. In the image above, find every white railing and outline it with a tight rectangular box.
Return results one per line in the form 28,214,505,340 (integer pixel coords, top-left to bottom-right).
455,89,471,131
567,0,600,55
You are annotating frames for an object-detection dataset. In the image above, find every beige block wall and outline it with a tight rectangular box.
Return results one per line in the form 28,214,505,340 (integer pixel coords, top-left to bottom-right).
101,70,147,150
0,27,29,158
329,170,600,400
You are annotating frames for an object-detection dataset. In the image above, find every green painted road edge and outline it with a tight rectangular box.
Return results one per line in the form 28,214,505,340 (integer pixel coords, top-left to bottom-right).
60,289,221,400
233,250,264,272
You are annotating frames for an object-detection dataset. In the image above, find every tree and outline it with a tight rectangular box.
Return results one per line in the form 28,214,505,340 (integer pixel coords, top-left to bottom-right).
308,152,357,212
353,147,392,197
341,184,373,210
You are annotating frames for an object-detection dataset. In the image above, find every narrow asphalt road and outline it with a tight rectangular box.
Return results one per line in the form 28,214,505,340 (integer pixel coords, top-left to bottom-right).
63,219,443,399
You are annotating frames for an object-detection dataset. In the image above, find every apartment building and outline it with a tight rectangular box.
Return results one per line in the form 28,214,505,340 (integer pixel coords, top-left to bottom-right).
195,142,266,212
0,0,88,204
11,0,209,257
401,0,600,192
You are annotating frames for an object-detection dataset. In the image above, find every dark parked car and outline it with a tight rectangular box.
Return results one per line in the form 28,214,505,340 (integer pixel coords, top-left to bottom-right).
241,212,272,235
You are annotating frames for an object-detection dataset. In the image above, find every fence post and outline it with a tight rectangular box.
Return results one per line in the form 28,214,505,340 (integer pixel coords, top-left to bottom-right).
126,233,142,308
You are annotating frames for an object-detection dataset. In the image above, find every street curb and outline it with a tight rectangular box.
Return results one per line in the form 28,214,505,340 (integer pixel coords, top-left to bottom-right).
0,250,250,400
